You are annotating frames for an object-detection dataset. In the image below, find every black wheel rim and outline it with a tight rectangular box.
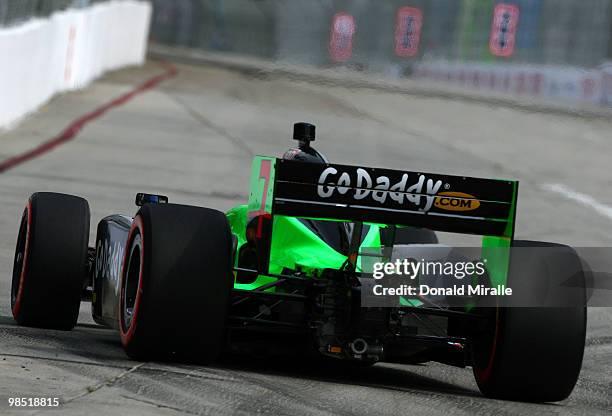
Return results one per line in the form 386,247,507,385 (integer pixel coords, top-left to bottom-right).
11,209,28,309
122,232,142,332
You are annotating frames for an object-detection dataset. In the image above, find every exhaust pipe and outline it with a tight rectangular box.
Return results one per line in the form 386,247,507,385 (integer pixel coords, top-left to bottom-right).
351,338,368,355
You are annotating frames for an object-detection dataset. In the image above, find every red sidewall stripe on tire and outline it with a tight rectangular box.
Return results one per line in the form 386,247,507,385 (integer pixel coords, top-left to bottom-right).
119,215,145,347
12,200,32,318
474,308,502,383
0,61,177,174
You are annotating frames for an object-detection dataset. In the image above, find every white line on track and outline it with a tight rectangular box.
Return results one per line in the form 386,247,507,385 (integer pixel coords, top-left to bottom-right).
542,183,612,220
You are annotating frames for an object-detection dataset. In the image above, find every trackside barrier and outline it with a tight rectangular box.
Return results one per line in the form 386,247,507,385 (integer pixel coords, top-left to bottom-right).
0,0,151,129
412,61,609,107
149,0,612,109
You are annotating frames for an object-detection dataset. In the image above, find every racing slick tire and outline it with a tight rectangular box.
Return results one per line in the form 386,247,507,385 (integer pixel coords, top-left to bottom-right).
11,192,90,330
119,203,233,363
472,240,587,402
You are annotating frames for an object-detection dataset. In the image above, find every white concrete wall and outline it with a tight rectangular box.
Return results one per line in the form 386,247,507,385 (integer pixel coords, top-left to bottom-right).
0,0,151,129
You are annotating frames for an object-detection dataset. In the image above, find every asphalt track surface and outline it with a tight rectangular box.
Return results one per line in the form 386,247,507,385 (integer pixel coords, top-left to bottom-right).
0,59,610,415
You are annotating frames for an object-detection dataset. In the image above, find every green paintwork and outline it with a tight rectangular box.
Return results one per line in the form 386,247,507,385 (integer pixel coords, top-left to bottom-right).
481,181,518,288
227,203,381,291
229,155,519,304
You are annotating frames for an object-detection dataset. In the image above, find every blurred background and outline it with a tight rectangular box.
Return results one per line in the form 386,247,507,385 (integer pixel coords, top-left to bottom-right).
146,0,612,106
2,0,612,109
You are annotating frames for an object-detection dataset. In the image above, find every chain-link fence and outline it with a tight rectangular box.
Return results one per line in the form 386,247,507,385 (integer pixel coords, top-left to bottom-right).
149,0,612,106
149,0,612,69
0,0,121,27
4,1,610,105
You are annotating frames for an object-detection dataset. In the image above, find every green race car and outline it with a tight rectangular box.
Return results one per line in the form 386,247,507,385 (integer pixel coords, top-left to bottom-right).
11,123,586,403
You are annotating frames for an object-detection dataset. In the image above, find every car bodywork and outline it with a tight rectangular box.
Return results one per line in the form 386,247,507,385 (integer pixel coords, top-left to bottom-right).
91,154,518,366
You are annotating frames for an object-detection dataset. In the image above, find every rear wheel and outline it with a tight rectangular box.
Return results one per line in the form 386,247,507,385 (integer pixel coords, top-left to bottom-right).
119,203,233,363
11,192,90,330
472,240,586,402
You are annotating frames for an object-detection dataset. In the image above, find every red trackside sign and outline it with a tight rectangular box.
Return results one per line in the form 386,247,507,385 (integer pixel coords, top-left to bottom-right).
489,3,520,57
329,12,356,62
394,7,423,57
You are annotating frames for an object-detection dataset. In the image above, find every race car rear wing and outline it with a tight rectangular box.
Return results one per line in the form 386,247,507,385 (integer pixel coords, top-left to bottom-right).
248,157,517,239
